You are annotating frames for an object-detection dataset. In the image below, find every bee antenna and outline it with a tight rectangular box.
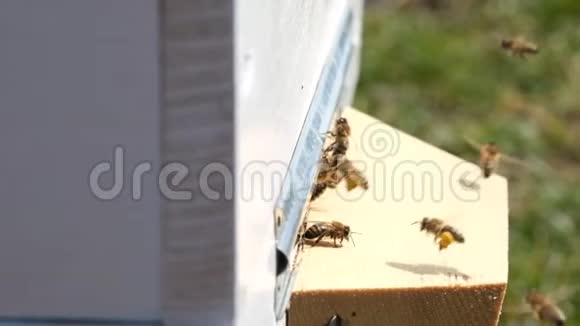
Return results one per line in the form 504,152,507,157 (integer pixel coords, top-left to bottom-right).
410,221,421,225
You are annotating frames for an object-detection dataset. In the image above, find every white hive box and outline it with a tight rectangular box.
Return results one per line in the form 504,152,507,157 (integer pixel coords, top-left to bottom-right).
0,0,364,326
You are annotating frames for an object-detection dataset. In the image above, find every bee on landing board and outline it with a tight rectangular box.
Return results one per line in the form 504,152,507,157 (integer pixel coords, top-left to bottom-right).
311,116,349,202
324,117,351,157
299,220,356,248
501,36,539,59
525,290,566,326
412,217,465,251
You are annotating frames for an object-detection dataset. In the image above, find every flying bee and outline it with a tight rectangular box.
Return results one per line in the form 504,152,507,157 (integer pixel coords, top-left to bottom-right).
336,156,369,191
501,36,539,59
525,290,566,326
300,220,356,248
310,154,369,201
323,117,351,156
413,217,445,235
412,217,465,251
463,136,528,180
479,142,501,178
310,156,342,201
436,228,465,251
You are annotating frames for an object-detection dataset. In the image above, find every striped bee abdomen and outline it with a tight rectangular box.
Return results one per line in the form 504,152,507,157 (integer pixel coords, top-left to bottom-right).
303,223,329,240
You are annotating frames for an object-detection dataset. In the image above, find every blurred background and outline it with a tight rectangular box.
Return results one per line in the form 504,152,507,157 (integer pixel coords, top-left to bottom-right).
356,0,580,324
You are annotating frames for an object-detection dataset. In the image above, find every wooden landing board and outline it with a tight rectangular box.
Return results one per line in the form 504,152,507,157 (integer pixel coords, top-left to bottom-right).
289,108,508,326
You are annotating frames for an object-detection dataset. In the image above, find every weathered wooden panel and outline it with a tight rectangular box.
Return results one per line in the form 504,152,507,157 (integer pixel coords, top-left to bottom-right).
161,0,235,325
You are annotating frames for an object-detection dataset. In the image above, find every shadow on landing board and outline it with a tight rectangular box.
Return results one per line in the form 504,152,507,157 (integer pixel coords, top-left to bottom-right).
386,261,471,281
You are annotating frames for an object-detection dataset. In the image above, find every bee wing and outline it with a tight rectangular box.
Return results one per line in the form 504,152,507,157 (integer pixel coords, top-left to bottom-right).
514,36,539,51
501,303,532,316
500,153,553,176
302,220,332,225
513,35,532,47
500,152,528,167
307,206,327,213
339,162,368,191
336,160,355,189
462,135,483,151
551,285,580,303
312,228,334,246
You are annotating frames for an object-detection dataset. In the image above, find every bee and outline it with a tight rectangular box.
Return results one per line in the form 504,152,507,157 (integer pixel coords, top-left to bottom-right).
300,220,354,248
310,156,341,201
479,142,501,178
525,290,566,326
310,154,369,201
310,183,328,202
463,136,527,180
412,217,465,251
323,117,351,156
296,220,308,252
501,36,539,59
463,138,502,178
335,156,369,191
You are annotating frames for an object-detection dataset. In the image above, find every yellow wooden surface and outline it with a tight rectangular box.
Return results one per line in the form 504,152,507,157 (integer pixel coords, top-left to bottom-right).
289,108,508,326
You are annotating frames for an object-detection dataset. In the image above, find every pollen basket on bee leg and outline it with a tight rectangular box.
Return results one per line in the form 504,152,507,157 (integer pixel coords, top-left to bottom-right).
437,231,455,250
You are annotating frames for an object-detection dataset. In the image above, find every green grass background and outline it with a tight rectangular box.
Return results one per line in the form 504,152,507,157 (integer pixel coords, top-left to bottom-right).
356,1,580,324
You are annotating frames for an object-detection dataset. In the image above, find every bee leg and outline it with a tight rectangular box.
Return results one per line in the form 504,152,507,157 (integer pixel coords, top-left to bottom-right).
319,131,334,141
313,230,330,247
297,236,304,252
323,142,337,154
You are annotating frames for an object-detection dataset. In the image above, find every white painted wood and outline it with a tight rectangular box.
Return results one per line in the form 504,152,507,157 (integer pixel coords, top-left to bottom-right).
235,1,363,325
0,0,363,325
